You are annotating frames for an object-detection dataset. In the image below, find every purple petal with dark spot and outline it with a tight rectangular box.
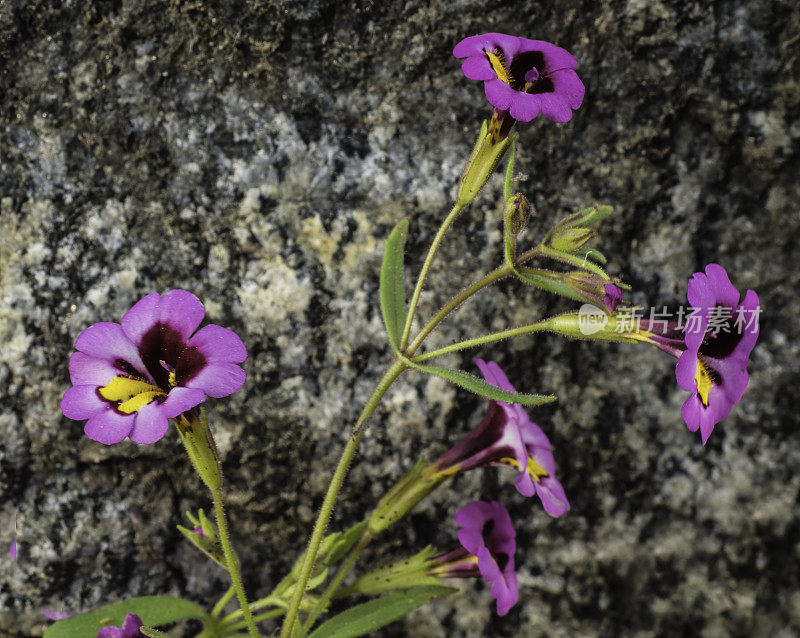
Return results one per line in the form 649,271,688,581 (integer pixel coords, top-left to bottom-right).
75,323,145,373
68,352,119,387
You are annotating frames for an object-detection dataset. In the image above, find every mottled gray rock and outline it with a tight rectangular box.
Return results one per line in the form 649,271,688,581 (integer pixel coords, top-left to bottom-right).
1,0,799,636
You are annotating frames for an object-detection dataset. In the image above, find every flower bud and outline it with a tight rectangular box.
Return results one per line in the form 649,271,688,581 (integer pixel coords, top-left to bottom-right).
547,227,595,253
457,116,513,207
504,193,531,236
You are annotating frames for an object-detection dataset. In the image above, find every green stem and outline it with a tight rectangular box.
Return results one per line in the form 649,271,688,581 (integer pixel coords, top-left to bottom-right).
220,596,284,627
299,530,374,635
224,609,285,634
212,488,259,638
405,262,513,356
398,202,465,350
412,318,555,362
278,359,408,638
212,586,236,618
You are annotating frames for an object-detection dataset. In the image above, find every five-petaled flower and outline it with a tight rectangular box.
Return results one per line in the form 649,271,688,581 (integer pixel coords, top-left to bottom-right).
61,290,247,445
430,501,518,616
97,612,144,638
637,264,760,444
453,32,584,123
433,359,569,517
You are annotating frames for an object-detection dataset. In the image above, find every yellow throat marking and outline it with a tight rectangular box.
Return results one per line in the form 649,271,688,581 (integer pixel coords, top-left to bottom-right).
485,49,513,86
99,376,166,414
694,359,714,407
500,456,550,483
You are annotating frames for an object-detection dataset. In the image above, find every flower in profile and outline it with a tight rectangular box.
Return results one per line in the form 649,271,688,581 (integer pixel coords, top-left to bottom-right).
433,359,569,517
61,290,247,445
97,612,144,638
430,501,518,615
676,265,760,444
634,264,760,444
453,33,584,123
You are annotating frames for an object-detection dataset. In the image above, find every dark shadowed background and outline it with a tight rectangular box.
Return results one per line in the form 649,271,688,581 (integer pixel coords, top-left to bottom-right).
2,0,799,636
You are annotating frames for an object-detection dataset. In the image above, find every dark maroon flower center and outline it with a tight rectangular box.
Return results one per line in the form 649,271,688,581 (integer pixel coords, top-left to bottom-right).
139,322,206,391
507,50,554,94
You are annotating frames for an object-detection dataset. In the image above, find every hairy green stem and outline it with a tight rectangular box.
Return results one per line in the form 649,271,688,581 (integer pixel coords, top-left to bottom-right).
224,608,285,634
279,359,408,638
398,202,465,350
299,530,374,635
211,489,259,637
412,318,555,362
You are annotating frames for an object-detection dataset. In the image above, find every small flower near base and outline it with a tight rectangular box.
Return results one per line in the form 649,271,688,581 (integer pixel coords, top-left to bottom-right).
61,290,247,445
454,33,584,123
430,501,518,616
433,360,569,517
97,612,144,638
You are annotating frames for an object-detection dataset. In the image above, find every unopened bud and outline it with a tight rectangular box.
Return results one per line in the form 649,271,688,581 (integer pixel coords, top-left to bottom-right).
504,194,531,236
548,227,595,253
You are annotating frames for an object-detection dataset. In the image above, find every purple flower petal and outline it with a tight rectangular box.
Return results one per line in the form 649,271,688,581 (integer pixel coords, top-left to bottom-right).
157,290,205,340
68,352,119,386
549,68,585,110
535,477,570,517
159,387,206,418
61,386,106,420
10,539,17,562
475,359,516,394
675,350,698,393
508,92,542,122
703,263,741,308
185,362,246,398
188,324,247,363
75,323,145,373
84,407,134,445
461,56,496,81
128,402,170,445
484,79,517,111
122,290,205,345
518,38,577,72
120,292,160,345
536,92,573,123
453,33,520,62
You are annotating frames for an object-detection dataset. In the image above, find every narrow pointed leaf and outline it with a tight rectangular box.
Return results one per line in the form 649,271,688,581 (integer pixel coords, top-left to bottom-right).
307,586,457,638
380,219,409,351
44,596,208,638
406,360,555,405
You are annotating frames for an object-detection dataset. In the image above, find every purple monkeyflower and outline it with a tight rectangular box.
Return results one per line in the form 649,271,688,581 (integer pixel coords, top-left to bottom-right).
61,290,247,445
637,264,760,444
431,501,518,616
97,613,144,638
9,539,17,562
453,33,584,123
434,359,569,517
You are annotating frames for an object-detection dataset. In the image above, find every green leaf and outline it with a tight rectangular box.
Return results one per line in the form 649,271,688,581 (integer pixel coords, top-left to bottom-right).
44,596,208,638
139,628,171,638
307,586,457,638
406,360,556,406
379,219,409,351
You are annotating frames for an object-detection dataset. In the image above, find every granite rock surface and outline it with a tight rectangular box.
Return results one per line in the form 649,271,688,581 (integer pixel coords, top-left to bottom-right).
1,0,799,636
